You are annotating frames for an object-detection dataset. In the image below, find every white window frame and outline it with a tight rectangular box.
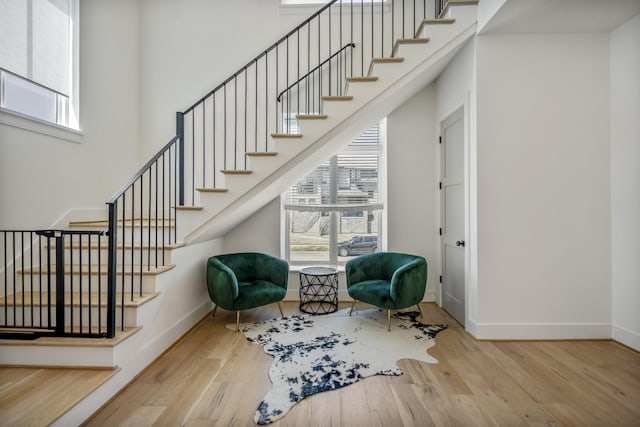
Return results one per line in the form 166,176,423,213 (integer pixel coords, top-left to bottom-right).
282,119,387,266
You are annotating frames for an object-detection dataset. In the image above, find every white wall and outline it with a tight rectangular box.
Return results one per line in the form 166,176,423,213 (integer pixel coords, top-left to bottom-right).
222,84,441,301
387,83,439,300
138,0,308,159
435,38,477,323
0,0,142,228
475,33,611,339
610,14,640,350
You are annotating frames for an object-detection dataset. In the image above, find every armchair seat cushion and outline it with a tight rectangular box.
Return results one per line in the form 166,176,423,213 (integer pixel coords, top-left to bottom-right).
347,280,394,308
234,280,287,311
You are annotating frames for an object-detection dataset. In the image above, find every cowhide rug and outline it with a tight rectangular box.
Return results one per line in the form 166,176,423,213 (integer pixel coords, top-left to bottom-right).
228,308,447,425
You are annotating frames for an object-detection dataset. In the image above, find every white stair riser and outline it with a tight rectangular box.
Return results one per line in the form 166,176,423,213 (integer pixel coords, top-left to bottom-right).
64,247,174,267
8,272,159,294
0,304,139,328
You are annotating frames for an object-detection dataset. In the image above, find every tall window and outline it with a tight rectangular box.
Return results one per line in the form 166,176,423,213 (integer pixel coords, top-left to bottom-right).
284,120,385,265
0,0,79,129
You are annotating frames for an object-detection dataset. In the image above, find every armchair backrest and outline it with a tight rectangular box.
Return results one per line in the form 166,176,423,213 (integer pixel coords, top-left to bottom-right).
346,252,425,282
213,252,289,287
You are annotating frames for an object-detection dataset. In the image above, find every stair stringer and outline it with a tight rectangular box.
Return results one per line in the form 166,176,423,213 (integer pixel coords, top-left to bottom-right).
182,21,478,244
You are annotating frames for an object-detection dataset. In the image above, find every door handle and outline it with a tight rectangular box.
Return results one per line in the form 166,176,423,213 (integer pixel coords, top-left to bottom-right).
456,240,465,247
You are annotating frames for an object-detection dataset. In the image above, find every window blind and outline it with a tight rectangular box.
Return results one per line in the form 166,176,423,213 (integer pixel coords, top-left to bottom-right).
0,0,72,95
284,123,382,212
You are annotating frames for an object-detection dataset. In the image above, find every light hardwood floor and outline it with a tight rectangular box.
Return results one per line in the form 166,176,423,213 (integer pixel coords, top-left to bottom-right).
2,302,640,426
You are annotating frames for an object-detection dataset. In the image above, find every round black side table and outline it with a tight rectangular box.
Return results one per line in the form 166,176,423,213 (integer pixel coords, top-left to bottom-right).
299,266,338,315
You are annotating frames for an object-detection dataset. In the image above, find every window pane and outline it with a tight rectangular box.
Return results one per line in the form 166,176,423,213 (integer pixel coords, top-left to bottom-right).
2,71,57,123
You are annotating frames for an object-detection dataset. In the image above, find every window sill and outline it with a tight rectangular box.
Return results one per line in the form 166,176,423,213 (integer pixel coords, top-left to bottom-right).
0,108,83,144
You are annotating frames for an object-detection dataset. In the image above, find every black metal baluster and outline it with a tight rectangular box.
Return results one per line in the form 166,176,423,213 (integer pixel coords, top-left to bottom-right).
153,162,157,272
213,92,216,187
255,60,258,152
202,101,206,188
224,83,227,170
20,232,24,326
234,75,238,169
371,0,374,60
297,30,300,120
147,167,151,288
191,112,195,203
69,230,74,333
139,176,143,296
361,0,364,76
54,231,64,336
79,233,84,334
244,70,247,162
38,232,42,328
98,233,102,334
3,233,6,325
162,152,166,266
29,231,33,328
275,44,279,133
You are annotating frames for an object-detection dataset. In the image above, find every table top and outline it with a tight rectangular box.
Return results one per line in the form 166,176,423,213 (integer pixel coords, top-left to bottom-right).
300,266,338,276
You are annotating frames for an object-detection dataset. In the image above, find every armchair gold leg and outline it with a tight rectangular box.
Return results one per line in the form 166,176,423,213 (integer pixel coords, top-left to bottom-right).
387,309,392,331
236,311,240,333
349,300,357,316
277,301,284,317
416,303,423,317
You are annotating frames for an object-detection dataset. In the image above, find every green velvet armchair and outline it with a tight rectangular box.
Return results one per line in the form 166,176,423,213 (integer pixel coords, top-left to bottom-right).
206,252,289,331
345,252,427,331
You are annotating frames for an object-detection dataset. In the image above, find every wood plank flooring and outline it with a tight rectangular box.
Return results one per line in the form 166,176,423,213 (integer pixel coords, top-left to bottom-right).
84,302,639,426
2,302,639,426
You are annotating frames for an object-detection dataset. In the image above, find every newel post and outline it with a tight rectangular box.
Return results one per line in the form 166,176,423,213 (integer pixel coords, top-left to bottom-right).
176,111,185,206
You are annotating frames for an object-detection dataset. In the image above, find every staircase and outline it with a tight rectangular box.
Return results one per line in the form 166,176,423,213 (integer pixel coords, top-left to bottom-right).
0,1,478,424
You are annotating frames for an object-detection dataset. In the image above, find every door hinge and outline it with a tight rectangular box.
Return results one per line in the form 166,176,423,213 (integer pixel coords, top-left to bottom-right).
439,275,442,283
439,182,442,190
439,136,442,144
439,227,442,236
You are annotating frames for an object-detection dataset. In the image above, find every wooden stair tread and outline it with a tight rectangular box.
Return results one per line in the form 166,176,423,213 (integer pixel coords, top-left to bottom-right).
57,242,185,251
346,76,379,82
322,95,353,101
0,326,142,347
420,18,456,25
438,0,478,19
69,219,175,228
271,133,303,138
246,152,278,157
196,187,228,193
17,264,176,275
366,57,404,76
174,206,204,211
393,38,430,56
296,114,328,120
0,365,118,427
221,169,253,175
0,291,160,307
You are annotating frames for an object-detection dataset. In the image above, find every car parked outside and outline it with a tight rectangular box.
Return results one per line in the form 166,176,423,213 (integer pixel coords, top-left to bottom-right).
337,236,377,257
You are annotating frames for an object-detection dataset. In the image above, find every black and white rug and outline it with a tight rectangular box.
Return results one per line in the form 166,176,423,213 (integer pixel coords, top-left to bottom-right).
229,308,447,424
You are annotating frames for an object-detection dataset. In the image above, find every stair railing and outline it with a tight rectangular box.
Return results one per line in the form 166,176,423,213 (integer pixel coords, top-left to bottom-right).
178,0,437,206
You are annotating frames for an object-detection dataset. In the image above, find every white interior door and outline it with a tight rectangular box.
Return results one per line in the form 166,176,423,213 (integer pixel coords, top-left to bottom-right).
441,107,465,326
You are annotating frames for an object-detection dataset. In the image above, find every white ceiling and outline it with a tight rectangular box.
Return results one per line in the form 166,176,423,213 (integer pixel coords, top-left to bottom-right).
480,0,640,34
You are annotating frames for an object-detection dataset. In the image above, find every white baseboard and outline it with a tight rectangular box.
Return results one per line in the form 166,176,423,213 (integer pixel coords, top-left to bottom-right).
612,324,640,351
466,318,612,340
